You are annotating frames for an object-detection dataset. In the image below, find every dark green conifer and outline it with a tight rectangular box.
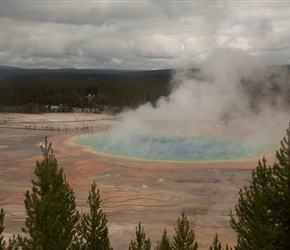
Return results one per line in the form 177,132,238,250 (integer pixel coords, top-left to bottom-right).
271,123,290,248
128,222,151,250
230,157,277,249
0,209,6,250
208,234,224,250
171,212,198,250
0,209,19,250
156,228,171,250
0,209,18,250
230,123,290,249
19,137,80,250
79,181,112,250
208,234,222,250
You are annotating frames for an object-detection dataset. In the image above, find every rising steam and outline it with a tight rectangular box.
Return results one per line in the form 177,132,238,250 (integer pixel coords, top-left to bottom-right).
78,48,290,161
116,49,288,135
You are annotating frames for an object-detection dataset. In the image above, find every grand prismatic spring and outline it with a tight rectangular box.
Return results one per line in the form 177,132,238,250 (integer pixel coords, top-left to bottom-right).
74,121,276,162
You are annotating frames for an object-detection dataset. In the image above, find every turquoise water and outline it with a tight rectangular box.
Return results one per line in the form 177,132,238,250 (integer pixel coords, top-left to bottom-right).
74,133,275,161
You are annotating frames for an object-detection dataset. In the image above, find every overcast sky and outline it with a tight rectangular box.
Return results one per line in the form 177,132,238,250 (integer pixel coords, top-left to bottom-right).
0,0,290,69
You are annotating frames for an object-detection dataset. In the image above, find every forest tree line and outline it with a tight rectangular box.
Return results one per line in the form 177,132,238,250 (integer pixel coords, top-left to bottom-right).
0,70,172,113
1,66,290,115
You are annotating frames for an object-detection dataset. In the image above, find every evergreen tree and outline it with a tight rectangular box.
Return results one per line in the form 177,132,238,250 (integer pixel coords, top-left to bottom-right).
0,205,20,249
230,157,277,249
208,234,232,250
0,209,6,250
79,181,112,250
230,123,290,249
19,137,80,250
270,123,290,248
128,222,151,250
156,228,171,250
171,212,198,250
208,234,222,250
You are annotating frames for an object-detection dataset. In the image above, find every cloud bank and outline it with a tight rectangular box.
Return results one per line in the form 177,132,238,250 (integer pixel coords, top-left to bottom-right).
1,1,290,69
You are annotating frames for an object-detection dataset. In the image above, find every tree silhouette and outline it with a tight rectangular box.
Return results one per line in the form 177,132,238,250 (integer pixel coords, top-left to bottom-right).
19,137,79,249
171,212,198,250
128,222,151,250
79,181,112,250
230,123,290,249
156,228,171,250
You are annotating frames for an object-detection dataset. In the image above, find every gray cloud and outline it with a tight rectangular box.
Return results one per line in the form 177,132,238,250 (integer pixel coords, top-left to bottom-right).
0,1,290,69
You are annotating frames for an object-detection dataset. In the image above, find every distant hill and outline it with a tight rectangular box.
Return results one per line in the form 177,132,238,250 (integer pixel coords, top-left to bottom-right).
0,65,171,79
0,65,23,70
0,66,49,79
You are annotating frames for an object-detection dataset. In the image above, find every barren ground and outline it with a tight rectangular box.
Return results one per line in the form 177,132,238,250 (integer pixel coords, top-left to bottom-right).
0,113,277,249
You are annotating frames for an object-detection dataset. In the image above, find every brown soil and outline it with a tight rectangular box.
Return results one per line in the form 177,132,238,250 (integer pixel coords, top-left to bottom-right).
0,113,277,249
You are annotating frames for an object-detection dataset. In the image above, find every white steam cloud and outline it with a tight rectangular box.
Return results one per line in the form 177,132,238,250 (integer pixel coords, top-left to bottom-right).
101,48,290,161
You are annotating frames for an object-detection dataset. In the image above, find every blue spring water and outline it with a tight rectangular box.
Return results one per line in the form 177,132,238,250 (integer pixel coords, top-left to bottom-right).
74,133,275,161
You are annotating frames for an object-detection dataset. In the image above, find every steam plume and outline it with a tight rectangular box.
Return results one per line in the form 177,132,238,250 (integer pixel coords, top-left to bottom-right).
94,48,290,161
